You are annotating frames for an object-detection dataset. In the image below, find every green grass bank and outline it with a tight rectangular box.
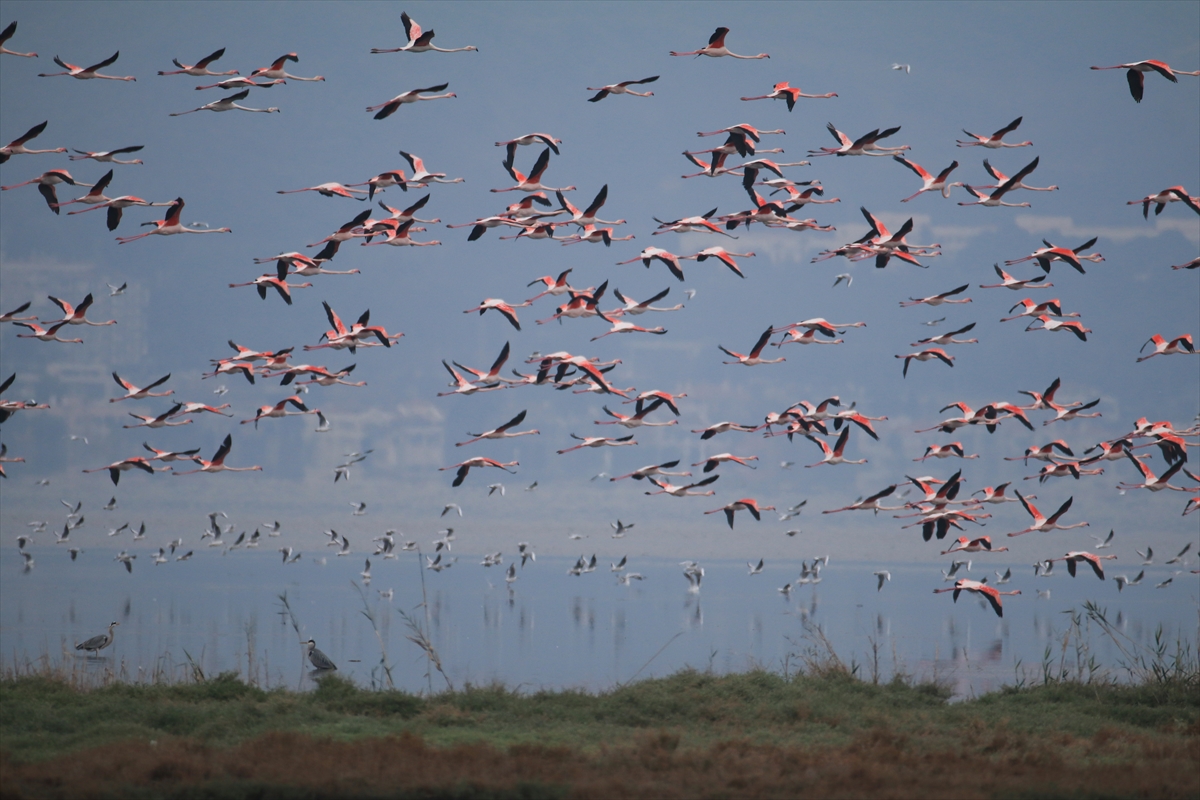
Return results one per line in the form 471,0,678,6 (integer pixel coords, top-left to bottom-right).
2,668,1197,799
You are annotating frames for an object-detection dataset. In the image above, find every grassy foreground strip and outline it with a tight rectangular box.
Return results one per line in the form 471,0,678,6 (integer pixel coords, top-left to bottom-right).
2,670,1197,799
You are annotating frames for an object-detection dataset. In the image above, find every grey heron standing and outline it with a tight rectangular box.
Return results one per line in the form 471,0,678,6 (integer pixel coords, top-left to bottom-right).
76,622,119,656
305,639,337,671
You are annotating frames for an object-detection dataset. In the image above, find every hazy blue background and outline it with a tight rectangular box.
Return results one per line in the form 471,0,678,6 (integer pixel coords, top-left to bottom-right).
1,2,1197,683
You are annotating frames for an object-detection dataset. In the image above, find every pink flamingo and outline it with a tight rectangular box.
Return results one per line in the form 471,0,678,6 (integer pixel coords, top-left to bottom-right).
1007,493,1089,537
367,83,455,119
1,169,90,212
705,498,776,528
110,372,172,402
0,121,66,163
670,27,768,59
13,321,83,343
371,12,478,53
158,48,236,76
440,457,517,487
46,293,116,326
956,116,1032,148
1090,59,1200,102
741,81,835,110
720,326,784,366
492,148,574,194
249,53,323,81
39,51,134,81
587,76,658,101
893,156,962,201
456,410,539,447
173,435,262,475
84,457,169,485
115,198,231,243
0,21,36,57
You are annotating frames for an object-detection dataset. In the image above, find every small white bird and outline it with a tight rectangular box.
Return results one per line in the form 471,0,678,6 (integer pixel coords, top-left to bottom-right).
213,385,229,396
506,563,518,585
1155,577,1173,589
922,317,946,327
441,503,462,517
778,582,792,596
748,558,765,575
488,483,505,497
611,555,628,572
873,570,890,590
102,496,117,511
350,501,367,516
107,282,127,296
1113,571,1143,591
1091,529,1115,550
611,520,635,536
1138,547,1153,565
891,63,911,73
832,273,852,288
1165,543,1192,565
994,568,1012,584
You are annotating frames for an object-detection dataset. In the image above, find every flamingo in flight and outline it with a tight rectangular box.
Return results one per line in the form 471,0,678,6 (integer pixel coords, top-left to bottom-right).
670,27,769,59
249,53,323,81
822,485,903,514
110,372,172,402
277,182,367,200
46,293,116,327
123,404,192,430
69,194,174,231
680,247,754,278
958,157,1040,207
158,48,237,76
618,247,687,281
1005,238,1103,274
194,76,286,91
228,266,312,306
557,186,624,228
173,434,263,475
1046,551,1118,580
440,457,518,487
977,159,1057,192
810,123,908,157
557,434,637,454
0,21,36,57
896,348,954,377
115,198,231,243
1127,187,1200,218
170,89,279,115
706,498,776,528
693,453,758,473
463,298,530,331
622,390,687,416
69,145,144,165
610,459,691,482
0,121,67,163
1116,452,1190,493
13,321,83,344
587,76,658,101
495,133,562,163
719,326,784,366
1138,334,1195,361
911,322,978,347
899,284,971,308
1,169,90,212
83,456,168,485
805,428,867,467
346,171,423,200
398,151,464,185
595,400,675,426
933,579,1020,618
38,51,135,81
456,410,539,447
50,168,114,210
893,156,962,201
608,287,681,316
371,12,478,53
1,302,37,324
1007,492,1088,537
940,536,1009,556
956,116,1032,148
451,341,517,386
979,264,1053,291
1090,60,1200,102
644,475,719,497
1025,315,1091,342
652,207,736,238
915,442,979,462
367,83,455,119
741,81,836,110
493,148,574,194
241,396,318,428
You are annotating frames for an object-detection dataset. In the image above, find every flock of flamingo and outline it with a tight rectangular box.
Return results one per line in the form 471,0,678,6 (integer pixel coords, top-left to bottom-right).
2,15,1199,627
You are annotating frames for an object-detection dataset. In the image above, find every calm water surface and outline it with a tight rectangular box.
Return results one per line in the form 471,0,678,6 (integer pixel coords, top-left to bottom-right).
2,547,1196,699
